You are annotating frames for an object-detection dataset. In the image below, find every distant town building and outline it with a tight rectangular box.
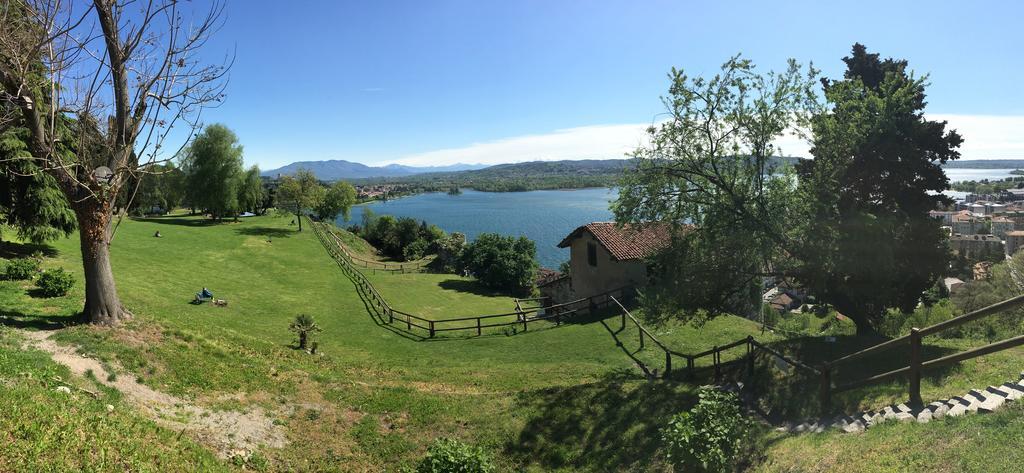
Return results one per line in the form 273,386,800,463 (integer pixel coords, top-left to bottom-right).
951,213,984,235
1005,230,1024,256
949,234,1003,259
539,222,674,304
943,277,965,294
991,216,1015,239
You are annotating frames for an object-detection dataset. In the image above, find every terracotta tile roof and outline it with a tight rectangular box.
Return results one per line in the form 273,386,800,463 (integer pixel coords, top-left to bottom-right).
557,222,677,261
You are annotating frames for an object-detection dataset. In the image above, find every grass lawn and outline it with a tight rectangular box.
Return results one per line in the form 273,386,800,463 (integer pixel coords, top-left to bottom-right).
4,211,1024,471
0,212,772,471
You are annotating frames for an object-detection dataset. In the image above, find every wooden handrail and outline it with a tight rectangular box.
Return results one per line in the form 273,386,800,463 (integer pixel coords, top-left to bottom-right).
749,339,820,375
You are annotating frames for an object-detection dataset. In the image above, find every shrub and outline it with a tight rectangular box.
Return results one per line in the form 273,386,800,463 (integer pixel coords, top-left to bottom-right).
288,314,322,351
403,239,430,261
461,233,538,296
416,438,494,473
36,268,74,297
662,387,750,473
5,258,40,280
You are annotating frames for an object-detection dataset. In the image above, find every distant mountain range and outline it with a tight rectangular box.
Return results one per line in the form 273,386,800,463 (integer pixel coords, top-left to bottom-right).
261,159,488,180
943,160,1024,169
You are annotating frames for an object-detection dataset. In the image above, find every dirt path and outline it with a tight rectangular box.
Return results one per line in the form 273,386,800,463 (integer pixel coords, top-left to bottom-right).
18,329,286,458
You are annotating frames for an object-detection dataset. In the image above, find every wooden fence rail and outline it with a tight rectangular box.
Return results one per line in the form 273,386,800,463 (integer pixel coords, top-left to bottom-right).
310,219,633,338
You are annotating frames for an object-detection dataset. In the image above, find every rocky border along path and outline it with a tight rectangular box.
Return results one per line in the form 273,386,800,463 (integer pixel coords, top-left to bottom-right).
778,372,1024,434
18,329,286,459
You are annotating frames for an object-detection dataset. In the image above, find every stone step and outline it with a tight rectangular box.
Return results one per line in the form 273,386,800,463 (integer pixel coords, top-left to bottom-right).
966,389,1004,413
999,382,1024,400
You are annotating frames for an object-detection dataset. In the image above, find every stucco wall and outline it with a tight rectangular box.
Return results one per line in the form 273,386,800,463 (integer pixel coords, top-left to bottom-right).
568,231,647,298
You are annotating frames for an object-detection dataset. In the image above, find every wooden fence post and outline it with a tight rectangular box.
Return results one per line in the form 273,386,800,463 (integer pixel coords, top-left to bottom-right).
406,314,411,330
746,335,755,377
665,351,672,375
429,321,435,338
712,346,720,380
687,356,694,380
476,318,481,336
523,316,528,332
620,311,626,331
388,309,394,324
639,328,645,350
909,327,923,406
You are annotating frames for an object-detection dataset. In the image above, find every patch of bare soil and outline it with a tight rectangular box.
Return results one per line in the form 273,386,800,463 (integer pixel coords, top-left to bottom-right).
18,329,286,459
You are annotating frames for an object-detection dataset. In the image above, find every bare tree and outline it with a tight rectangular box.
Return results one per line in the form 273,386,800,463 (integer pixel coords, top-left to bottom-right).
0,0,229,325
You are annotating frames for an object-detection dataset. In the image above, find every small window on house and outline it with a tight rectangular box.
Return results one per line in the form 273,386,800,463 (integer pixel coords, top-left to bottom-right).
587,242,598,267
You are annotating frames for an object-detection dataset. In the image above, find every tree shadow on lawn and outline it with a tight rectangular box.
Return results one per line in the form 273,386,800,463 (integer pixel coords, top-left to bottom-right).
0,241,58,259
743,334,964,420
507,369,695,472
436,278,513,298
134,216,222,227
234,227,294,239
0,307,82,331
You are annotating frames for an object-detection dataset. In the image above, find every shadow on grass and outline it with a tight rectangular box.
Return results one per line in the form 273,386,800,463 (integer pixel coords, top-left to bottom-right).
234,227,294,239
134,216,221,227
742,334,963,420
0,308,82,330
0,241,58,258
436,278,514,298
507,369,695,472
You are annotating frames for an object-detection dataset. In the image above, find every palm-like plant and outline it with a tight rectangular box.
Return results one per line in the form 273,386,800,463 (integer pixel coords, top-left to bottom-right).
289,314,322,351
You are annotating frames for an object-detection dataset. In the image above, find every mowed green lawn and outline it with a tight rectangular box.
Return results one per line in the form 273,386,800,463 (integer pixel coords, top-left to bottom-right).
1,212,772,471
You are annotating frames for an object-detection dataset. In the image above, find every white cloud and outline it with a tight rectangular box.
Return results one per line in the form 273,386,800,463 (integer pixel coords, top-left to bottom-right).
384,114,1024,167
385,124,652,166
930,114,1024,159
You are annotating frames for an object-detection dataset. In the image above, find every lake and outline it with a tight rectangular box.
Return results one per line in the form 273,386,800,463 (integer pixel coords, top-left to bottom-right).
337,168,1016,269
944,168,1019,182
340,188,617,269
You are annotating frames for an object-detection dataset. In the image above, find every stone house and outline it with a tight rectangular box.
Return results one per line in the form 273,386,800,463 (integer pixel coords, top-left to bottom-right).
538,222,673,304
991,216,1015,239
1006,230,1024,256
949,233,1003,259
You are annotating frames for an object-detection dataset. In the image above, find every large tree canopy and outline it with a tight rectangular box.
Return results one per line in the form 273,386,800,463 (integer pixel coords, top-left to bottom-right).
613,56,817,323
183,124,244,220
615,45,962,334
0,126,75,243
794,44,962,333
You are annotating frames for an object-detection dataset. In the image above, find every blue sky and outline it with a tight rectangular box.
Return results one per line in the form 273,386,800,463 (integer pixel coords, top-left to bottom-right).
191,0,1024,169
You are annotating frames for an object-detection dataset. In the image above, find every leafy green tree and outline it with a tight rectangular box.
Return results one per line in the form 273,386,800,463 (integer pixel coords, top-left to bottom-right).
183,125,244,220
613,55,817,322
314,180,356,221
462,233,538,296
795,44,962,334
276,169,324,231
237,165,265,215
0,127,76,243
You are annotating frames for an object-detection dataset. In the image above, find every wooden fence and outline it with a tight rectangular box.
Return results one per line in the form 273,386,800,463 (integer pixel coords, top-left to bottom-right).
818,293,1024,410
613,291,1024,415
610,296,816,380
310,218,634,338
319,226,430,273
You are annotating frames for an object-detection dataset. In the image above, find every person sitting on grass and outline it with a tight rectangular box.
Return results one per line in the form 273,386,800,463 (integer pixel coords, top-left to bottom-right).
194,287,213,303
154,231,162,238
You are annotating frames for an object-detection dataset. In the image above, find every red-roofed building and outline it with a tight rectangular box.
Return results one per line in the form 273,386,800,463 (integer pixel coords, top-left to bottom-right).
540,222,676,302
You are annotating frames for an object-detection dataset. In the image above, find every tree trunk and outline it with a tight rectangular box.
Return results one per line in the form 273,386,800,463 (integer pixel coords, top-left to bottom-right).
297,206,303,231
75,202,129,326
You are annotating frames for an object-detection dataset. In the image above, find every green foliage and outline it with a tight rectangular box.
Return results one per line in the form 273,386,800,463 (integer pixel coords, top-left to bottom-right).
0,127,76,243
237,165,265,214
614,55,815,325
462,233,538,296
403,239,430,261
415,438,494,473
661,387,751,473
314,180,356,221
288,314,322,350
794,44,961,334
431,232,466,273
360,214,446,261
36,268,74,297
950,252,1024,340
879,299,956,338
276,169,323,230
4,257,40,280
182,124,245,219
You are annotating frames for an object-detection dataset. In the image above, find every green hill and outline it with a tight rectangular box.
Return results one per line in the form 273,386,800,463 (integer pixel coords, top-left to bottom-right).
3,213,1024,471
